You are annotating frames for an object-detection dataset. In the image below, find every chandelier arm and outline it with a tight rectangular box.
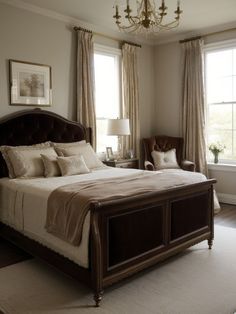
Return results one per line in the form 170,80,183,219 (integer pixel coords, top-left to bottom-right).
157,19,180,29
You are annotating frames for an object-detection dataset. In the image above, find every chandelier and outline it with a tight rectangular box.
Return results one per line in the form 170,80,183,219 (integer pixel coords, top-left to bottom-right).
113,0,183,34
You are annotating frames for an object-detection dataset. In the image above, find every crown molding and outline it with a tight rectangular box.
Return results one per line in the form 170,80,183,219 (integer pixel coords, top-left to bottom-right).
154,20,236,46
0,0,153,46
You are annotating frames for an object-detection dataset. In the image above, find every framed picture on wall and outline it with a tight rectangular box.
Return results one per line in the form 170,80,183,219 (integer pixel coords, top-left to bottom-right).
9,60,52,106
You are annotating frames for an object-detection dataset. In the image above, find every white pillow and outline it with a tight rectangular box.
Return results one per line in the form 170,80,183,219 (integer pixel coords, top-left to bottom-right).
0,142,51,178
41,154,61,177
151,149,180,170
56,143,104,170
52,140,86,156
57,155,90,176
7,146,57,178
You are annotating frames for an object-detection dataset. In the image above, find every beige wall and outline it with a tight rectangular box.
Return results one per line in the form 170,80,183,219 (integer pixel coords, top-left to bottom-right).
0,3,155,142
0,3,76,119
154,30,236,200
154,42,182,136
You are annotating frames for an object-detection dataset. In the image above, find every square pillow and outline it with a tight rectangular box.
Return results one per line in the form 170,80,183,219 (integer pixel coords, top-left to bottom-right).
41,154,61,177
52,140,86,156
55,143,104,170
0,142,51,178
57,155,90,176
7,146,57,178
151,148,180,170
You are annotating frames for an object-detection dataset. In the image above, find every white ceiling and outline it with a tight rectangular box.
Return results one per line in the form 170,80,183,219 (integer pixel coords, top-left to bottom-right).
6,0,236,44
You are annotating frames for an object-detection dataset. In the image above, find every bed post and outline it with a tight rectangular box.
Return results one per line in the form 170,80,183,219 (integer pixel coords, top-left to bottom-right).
90,203,104,307
208,185,215,250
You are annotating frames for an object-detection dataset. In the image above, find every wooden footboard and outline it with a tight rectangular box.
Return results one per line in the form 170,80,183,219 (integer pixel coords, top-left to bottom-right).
90,179,215,306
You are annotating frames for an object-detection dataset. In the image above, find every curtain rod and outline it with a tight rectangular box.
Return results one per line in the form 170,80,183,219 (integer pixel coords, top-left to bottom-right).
74,26,92,33
74,26,142,48
179,26,236,43
122,41,142,48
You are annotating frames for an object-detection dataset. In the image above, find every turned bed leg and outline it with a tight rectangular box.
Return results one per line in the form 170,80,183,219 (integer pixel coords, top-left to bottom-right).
208,238,213,249
94,291,103,307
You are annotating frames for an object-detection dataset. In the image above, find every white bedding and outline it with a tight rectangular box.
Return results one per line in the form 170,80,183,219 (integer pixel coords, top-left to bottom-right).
0,167,207,268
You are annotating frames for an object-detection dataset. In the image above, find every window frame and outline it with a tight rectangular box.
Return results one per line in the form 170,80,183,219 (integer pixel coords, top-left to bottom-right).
204,39,236,165
93,44,122,153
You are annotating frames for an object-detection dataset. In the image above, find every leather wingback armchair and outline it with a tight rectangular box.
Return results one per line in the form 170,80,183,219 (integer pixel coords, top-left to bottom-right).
142,135,195,172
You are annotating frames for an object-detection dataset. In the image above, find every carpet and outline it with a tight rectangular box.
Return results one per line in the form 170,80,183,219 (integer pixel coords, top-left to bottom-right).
0,225,236,314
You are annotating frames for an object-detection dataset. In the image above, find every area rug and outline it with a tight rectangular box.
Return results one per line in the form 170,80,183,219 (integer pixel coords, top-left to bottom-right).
0,225,236,314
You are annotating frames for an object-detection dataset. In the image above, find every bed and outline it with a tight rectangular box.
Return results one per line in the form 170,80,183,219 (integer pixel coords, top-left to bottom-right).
0,109,216,307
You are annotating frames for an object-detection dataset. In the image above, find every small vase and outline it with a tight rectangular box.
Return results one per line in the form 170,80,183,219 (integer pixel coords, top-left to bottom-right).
214,153,219,164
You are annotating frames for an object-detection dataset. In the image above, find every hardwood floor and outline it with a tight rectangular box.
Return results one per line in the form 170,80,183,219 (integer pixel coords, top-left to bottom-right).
215,203,236,228
0,203,235,269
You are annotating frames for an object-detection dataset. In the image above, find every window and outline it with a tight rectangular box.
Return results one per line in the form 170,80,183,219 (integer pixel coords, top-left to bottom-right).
205,41,236,162
94,45,121,153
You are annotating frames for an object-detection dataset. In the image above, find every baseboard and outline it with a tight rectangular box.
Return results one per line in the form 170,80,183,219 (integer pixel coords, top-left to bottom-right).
218,193,236,205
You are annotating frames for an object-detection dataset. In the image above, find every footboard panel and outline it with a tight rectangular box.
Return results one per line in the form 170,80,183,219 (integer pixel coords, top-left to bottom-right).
170,191,211,243
108,203,166,268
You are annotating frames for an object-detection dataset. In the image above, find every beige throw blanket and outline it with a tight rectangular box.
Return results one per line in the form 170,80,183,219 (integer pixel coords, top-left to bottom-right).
45,170,206,246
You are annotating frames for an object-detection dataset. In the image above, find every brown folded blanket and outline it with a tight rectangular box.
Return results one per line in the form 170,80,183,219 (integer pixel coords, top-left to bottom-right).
45,170,205,246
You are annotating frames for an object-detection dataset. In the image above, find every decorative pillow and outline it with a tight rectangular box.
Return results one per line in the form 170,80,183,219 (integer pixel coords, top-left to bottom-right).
41,154,61,177
7,146,57,178
0,142,51,178
151,148,180,170
56,143,104,170
57,155,90,176
52,140,86,156
0,146,15,179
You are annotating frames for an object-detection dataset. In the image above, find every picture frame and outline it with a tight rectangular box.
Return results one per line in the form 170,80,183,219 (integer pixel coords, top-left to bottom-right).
9,60,52,106
106,147,114,160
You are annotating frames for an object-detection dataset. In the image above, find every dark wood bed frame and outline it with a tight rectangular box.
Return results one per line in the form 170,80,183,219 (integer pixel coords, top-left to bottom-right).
0,109,216,307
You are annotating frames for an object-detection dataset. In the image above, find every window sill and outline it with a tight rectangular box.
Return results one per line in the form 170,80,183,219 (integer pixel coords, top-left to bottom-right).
208,162,236,172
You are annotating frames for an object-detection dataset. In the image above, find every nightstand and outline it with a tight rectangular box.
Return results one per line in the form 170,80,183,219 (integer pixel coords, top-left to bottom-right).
103,158,139,169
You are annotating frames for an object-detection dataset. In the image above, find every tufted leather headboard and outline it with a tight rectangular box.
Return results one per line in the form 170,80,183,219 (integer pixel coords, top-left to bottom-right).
0,108,91,178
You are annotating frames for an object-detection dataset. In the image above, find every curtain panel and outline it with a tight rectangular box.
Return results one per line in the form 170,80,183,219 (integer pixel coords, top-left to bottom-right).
76,30,96,149
181,39,208,176
122,43,140,158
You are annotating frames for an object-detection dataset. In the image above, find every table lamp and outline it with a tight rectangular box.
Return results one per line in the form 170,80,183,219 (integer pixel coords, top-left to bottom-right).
107,118,130,159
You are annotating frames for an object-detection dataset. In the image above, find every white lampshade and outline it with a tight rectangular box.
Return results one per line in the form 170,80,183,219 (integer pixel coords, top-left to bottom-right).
107,119,131,136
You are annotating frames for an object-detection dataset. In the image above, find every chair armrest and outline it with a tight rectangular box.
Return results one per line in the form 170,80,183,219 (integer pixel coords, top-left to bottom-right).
181,160,195,172
144,161,155,171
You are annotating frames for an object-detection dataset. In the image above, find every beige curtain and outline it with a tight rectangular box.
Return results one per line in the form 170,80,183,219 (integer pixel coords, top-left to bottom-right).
76,30,96,148
122,43,140,158
182,39,208,175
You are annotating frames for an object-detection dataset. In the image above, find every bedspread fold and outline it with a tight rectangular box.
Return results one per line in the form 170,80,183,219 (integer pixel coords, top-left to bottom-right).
45,170,206,246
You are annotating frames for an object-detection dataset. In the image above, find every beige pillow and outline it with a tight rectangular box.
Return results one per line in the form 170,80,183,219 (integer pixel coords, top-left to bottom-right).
7,146,57,178
151,149,180,170
52,140,86,156
41,154,61,177
0,142,51,178
57,155,90,176
56,143,104,170
0,146,15,178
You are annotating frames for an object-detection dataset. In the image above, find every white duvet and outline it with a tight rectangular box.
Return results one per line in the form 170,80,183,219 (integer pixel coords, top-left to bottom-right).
0,167,207,268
